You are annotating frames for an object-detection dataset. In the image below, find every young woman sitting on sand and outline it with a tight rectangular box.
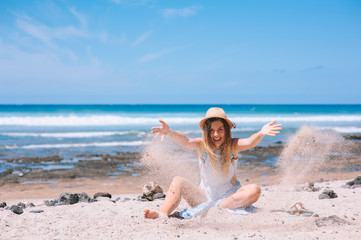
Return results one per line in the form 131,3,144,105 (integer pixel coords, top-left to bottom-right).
144,107,281,219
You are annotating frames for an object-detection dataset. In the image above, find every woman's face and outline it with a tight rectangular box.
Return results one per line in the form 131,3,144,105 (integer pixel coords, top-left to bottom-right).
210,120,225,149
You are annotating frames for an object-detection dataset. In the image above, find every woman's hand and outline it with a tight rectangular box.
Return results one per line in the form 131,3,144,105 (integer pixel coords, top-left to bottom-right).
151,119,170,141
260,121,282,136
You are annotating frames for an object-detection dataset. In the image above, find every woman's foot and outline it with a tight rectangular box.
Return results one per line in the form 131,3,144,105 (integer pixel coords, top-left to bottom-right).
143,209,168,219
143,209,159,219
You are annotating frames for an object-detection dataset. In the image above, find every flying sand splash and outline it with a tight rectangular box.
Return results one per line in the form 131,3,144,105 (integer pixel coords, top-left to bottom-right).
276,126,351,187
140,137,199,187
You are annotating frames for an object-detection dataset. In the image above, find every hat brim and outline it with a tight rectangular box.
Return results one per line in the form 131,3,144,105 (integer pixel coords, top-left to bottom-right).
199,117,233,129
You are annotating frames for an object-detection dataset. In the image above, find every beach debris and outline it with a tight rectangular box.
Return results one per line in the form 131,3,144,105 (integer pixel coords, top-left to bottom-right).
286,202,316,217
315,215,350,227
0,201,6,208
94,192,112,199
318,189,338,199
139,182,166,201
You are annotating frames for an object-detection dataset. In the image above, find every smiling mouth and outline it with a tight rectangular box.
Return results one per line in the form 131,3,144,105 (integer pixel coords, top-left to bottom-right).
213,137,221,143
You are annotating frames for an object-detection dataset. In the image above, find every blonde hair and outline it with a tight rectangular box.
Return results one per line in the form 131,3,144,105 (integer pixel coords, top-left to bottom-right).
201,118,232,178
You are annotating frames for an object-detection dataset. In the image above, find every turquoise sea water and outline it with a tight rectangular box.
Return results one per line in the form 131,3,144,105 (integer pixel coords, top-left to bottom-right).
1,104,361,173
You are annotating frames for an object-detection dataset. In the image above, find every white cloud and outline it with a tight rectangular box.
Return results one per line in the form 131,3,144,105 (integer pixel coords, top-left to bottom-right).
131,31,151,46
16,19,54,46
12,8,88,47
0,40,107,84
159,6,202,18
16,19,88,47
69,8,87,28
139,49,173,63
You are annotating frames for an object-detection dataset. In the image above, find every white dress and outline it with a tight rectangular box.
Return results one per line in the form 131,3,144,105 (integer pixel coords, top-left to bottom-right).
178,151,256,219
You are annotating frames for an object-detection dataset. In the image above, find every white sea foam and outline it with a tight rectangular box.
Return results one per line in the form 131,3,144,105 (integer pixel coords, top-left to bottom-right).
1,131,146,138
231,115,361,123
0,115,361,126
317,126,361,133
4,141,149,149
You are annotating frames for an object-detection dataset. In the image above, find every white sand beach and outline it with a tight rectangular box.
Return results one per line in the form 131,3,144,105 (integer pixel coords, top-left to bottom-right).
1,177,360,240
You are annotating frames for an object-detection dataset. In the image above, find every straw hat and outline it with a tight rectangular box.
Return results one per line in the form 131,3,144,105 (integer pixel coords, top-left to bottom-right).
199,107,234,129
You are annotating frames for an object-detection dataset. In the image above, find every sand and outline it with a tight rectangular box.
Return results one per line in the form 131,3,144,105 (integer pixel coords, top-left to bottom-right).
1,177,360,240
1,128,360,239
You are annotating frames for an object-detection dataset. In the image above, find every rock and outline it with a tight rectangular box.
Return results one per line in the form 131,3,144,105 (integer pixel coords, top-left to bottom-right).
354,176,361,185
94,197,114,203
304,182,320,192
44,199,58,207
0,202,6,208
343,134,361,140
142,182,164,201
345,176,361,186
153,192,166,199
10,205,23,215
77,192,92,202
0,169,13,178
17,202,26,209
94,192,112,199
30,209,44,213
136,195,149,201
319,189,338,199
318,194,330,199
346,180,354,186
352,184,361,189
25,202,35,208
58,192,79,205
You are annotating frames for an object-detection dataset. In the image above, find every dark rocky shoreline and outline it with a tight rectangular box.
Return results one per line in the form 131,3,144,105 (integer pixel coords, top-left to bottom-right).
0,152,145,185
1,135,360,186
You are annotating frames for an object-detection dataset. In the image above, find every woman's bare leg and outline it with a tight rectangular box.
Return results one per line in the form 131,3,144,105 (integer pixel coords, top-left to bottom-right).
218,184,261,209
144,176,206,219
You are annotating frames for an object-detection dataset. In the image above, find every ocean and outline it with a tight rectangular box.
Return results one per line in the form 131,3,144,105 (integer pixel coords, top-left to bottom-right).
1,104,361,174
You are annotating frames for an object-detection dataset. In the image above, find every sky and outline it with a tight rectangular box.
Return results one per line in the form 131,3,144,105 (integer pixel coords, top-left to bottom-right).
0,0,360,104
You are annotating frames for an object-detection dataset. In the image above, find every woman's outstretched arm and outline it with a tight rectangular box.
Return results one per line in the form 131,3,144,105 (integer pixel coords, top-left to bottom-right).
151,119,201,150
234,120,282,151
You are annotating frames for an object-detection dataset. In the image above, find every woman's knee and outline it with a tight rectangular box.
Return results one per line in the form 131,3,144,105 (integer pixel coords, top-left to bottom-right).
249,184,261,197
170,176,186,190
171,176,185,185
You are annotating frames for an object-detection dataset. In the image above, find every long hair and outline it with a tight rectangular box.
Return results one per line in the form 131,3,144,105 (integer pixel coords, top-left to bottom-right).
201,118,232,178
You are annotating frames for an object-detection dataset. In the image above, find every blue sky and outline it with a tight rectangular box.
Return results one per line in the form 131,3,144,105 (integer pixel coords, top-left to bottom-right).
0,0,360,104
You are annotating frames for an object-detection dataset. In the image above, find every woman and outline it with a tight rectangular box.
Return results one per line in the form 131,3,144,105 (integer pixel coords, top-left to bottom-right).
144,107,281,219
